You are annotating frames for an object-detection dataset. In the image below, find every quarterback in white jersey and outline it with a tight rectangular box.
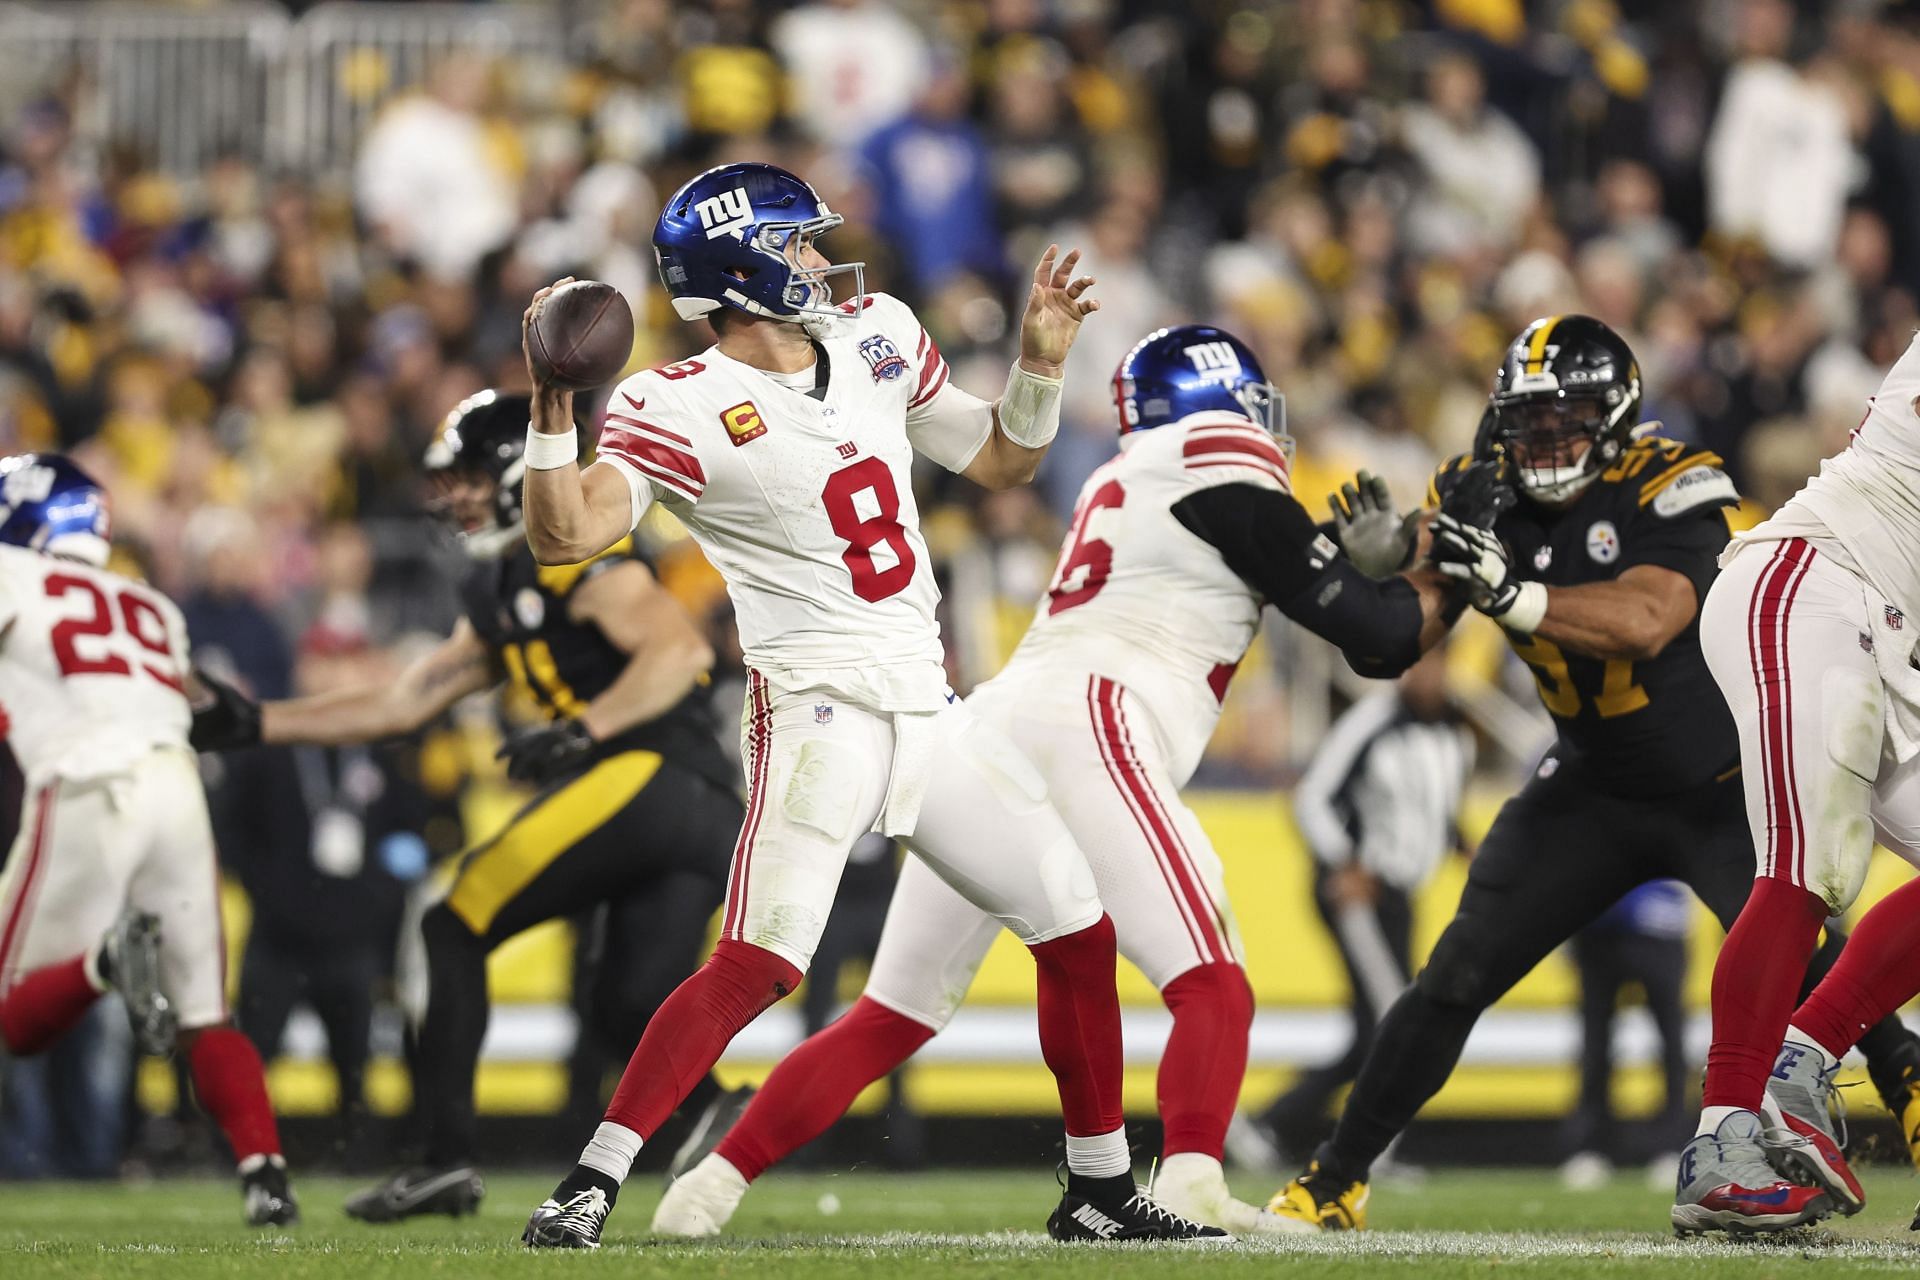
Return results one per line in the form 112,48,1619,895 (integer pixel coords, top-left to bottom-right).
651,325,1458,1237
518,162,1223,1247
1676,332,1920,1232
0,454,295,1225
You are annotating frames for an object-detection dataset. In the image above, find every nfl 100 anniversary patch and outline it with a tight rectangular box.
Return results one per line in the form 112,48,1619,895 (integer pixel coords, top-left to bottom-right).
858,334,908,382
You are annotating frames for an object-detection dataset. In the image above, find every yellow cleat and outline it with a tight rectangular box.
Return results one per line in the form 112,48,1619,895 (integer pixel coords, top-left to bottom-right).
1265,1161,1369,1231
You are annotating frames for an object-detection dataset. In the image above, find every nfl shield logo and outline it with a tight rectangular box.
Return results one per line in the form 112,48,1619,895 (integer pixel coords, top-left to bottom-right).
858,335,908,382
1888,606,1905,632
815,703,834,724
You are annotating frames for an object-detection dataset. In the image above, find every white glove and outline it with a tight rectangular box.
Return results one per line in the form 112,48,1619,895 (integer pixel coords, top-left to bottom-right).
1329,471,1414,579
1429,512,1548,633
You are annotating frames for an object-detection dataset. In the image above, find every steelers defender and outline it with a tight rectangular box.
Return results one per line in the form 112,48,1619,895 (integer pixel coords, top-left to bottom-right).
1267,316,1920,1229
190,391,742,1222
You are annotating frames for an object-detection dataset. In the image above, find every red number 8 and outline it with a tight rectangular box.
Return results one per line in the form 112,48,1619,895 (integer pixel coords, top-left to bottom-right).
821,458,917,603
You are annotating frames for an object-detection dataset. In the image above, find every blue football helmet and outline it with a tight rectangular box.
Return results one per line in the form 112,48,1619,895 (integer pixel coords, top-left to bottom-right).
1112,325,1287,447
654,162,864,324
0,453,111,568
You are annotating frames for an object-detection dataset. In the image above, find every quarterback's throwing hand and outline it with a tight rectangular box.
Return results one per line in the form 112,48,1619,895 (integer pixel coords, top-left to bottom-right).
1019,244,1100,374
1429,513,1547,633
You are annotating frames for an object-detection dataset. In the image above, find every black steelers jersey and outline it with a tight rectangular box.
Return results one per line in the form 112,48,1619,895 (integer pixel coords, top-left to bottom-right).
1429,436,1742,795
461,537,734,791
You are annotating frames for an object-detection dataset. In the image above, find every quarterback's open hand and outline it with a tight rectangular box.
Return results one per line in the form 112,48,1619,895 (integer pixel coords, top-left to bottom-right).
1429,513,1547,633
187,668,262,752
498,717,596,786
1018,244,1099,375
1329,471,1414,579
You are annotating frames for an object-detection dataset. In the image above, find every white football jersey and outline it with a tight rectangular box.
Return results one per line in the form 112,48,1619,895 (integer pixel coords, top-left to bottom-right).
594,293,991,711
985,411,1290,782
1745,332,1920,618
0,545,193,782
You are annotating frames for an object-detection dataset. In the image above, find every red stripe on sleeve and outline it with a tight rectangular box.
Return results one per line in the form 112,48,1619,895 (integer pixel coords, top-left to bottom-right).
1182,432,1286,469
909,362,951,409
598,426,707,492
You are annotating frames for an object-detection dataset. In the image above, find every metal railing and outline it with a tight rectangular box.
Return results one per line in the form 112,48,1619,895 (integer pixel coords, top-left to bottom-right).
0,1,574,180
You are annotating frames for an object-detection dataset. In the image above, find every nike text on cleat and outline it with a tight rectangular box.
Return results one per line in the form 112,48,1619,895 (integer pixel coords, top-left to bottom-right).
1671,1110,1832,1235
101,910,173,1055
1762,1041,1863,1214
1046,1188,1231,1243
343,1165,485,1223
1266,1160,1368,1231
240,1153,300,1228
524,1186,611,1249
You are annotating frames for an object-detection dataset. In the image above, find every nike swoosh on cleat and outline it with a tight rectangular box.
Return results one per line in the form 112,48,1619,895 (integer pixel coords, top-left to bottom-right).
1721,1189,1794,1207
387,1169,476,1208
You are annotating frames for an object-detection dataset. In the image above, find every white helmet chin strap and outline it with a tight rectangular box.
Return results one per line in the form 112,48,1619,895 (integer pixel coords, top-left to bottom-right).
462,520,526,560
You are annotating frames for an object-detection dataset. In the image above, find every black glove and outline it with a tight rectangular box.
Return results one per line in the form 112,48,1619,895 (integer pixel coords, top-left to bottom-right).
1328,471,1416,579
188,668,262,751
1428,513,1547,632
1438,456,1518,531
498,718,596,785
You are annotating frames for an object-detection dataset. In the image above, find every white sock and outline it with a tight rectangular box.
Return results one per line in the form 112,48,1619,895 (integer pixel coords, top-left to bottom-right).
1784,1024,1840,1072
1694,1105,1743,1138
1064,1127,1130,1179
578,1121,644,1183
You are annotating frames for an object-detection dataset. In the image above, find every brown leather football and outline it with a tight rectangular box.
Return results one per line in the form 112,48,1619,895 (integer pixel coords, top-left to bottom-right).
526,280,636,391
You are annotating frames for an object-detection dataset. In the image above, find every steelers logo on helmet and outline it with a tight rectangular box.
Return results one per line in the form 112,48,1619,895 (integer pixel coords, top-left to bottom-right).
1488,315,1642,506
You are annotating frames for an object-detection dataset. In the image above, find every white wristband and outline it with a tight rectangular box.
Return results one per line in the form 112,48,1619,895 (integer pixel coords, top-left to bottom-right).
523,425,578,471
1499,581,1549,635
999,362,1064,449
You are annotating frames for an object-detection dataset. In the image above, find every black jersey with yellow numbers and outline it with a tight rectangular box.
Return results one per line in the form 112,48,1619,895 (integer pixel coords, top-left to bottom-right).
1429,436,1743,795
460,537,734,792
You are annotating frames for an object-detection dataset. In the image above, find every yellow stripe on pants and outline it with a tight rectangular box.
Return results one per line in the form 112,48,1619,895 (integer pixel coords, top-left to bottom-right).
446,750,663,935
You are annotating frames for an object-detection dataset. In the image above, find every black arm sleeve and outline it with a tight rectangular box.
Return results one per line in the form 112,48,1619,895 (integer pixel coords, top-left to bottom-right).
1171,483,1428,678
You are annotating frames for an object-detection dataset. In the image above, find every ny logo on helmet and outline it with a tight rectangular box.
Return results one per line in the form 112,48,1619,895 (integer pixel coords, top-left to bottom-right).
0,463,55,515
1185,342,1241,377
695,188,755,241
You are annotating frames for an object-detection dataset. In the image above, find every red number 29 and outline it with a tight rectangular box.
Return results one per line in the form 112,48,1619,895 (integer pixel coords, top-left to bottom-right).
821,457,918,603
1046,479,1126,615
46,575,184,692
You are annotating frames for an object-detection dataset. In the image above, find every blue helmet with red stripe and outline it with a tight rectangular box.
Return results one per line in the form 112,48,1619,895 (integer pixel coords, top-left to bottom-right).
654,162,864,324
1112,325,1286,446
0,453,111,568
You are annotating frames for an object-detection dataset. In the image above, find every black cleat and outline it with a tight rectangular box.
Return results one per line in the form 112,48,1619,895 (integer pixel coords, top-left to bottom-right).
665,1085,757,1185
344,1164,485,1223
1047,1187,1231,1243
241,1154,300,1227
523,1185,613,1249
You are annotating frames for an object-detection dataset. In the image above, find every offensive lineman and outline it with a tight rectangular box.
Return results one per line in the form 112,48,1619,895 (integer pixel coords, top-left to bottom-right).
0,454,295,1225
189,390,743,1223
1263,316,1920,1230
649,325,1459,1236
1670,333,1920,1234
515,161,1217,1246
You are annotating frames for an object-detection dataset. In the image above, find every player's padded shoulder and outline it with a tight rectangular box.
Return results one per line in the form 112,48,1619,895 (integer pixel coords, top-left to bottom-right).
1609,438,1740,519
1171,415,1292,492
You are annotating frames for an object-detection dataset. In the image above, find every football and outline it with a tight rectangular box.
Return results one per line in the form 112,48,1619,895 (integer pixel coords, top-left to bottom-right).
526,280,635,390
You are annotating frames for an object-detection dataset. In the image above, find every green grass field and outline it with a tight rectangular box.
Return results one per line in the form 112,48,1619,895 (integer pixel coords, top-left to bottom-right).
9,1166,1920,1278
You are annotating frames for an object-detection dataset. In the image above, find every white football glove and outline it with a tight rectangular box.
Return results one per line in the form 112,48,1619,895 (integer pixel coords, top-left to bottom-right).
1329,471,1415,579
1429,512,1548,633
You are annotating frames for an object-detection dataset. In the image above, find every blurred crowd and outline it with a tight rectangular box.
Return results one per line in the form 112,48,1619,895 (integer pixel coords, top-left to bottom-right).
3,0,1920,775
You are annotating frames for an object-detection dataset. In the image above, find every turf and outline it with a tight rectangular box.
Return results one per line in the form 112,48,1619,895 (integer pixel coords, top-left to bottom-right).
7,1166,1920,1277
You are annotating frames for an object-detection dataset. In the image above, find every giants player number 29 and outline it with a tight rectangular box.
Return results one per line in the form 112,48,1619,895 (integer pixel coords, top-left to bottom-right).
44,575,182,692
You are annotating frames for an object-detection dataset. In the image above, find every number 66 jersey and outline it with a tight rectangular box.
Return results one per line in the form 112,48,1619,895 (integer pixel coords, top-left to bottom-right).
592,293,991,711
0,543,193,782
